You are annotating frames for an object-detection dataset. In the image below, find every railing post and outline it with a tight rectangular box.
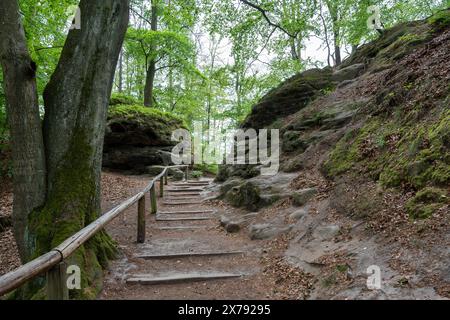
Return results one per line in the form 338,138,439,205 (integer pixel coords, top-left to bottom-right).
137,196,146,243
47,261,69,300
160,177,164,197
164,170,168,185
150,185,157,214
185,166,189,181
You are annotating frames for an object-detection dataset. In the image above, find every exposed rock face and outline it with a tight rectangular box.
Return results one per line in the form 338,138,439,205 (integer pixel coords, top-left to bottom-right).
241,68,334,129
103,102,184,173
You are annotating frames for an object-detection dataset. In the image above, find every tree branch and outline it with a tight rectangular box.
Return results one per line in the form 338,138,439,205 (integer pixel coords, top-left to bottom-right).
239,0,296,39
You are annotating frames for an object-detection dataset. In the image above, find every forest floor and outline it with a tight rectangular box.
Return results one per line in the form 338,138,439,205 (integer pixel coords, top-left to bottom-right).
1,171,447,299
98,172,306,300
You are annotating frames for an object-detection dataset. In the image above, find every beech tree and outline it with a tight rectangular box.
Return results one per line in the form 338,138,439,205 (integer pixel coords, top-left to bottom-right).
0,0,129,298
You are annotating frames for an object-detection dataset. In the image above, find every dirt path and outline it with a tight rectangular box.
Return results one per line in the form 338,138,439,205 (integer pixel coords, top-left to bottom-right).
99,173,274,300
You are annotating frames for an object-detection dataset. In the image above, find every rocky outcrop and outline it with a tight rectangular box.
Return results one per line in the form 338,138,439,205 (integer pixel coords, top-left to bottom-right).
103,100,185,173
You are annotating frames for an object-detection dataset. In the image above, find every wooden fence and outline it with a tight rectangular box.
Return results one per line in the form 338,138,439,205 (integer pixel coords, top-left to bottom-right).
0,165,189,299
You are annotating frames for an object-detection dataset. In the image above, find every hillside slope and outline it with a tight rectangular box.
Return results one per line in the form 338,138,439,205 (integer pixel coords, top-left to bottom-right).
215,9,450,299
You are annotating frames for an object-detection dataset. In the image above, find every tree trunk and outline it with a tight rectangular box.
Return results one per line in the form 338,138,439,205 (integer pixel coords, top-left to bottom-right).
1,0,129,299
118,49,123,93
144,1,158,107
0,0,47,262
38,0,129,298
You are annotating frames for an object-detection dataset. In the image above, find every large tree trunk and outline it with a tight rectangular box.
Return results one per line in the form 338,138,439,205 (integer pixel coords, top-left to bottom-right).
0,0,47,262
144,1,158,107
1,0,129,299
37,0,129,298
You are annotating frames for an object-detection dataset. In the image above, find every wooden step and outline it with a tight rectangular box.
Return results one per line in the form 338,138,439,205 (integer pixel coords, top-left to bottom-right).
159,210,214,215
156,216,213,221
167,188,204,193
155,226,204,231
136,250,244,260
126,272,243,285
165,196,200,201
164,192,201,197
172,182,210,186
163,201,203,206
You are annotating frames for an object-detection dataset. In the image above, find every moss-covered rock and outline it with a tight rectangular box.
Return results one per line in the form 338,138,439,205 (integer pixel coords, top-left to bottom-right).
241,68,334,129
225,182,261,211
406,187,448,219
103,103,185,172
292,188,318,207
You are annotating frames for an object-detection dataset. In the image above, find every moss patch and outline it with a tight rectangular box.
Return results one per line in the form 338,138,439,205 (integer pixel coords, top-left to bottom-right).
406,187,448,219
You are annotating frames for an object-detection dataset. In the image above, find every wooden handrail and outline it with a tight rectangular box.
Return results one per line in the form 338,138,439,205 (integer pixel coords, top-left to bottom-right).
0,165,189,298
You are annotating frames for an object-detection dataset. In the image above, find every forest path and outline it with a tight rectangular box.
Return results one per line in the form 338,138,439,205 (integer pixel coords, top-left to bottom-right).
99,173,273,300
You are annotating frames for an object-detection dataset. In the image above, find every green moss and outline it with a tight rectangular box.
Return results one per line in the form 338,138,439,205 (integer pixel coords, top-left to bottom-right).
108,104,186,128
406,187,448,219
26,130,117,300
324,106,449,192
109,93,139,106
428,9,450,27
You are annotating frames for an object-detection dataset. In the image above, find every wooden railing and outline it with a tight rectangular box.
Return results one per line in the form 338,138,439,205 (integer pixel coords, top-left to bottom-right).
0,165,189,299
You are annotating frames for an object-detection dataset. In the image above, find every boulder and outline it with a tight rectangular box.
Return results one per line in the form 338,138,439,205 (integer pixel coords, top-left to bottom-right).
332,63,366,82
103,104,185,172
146,166,184,180
241,68,333,129
225,182,261,211
249,223,294,240
292,188,318,207
290,207,309,220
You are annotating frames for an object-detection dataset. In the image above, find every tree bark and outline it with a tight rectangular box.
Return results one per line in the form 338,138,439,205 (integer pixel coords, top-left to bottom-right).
1,0,129,299
0,0,47,262
40,0,129,297
144,1,158,107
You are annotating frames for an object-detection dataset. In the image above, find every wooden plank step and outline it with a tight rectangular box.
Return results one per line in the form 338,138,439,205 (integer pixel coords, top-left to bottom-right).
163,201,203,205
172,182,210,186
156,216,213,221
165,192,201,196
126,272,243,285
159,210,214,215
135,250,244,260
165,196,200,201
167,188,204,193
155,226,204,231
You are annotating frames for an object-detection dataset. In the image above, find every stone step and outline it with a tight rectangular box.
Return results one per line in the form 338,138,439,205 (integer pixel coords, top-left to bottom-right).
126,272,243,285
156,215,213,222
135,250,244,260
159,210,214,215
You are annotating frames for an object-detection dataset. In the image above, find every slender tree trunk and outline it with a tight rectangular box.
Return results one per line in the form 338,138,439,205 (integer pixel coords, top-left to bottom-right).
0,0,47,262
144,1,158,107
118,49,123,93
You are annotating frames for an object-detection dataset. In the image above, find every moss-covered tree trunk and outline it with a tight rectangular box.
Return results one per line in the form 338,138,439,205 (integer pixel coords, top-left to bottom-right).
0,0,47,262
1,0,129,299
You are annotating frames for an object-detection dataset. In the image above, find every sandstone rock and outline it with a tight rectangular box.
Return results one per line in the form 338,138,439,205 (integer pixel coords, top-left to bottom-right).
312,225,340,241
225,182,261,211
290,207,309,220
103,104,184,172
249,223,293,240
292,188,318,207
241,68,333,129
332,63,366,82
